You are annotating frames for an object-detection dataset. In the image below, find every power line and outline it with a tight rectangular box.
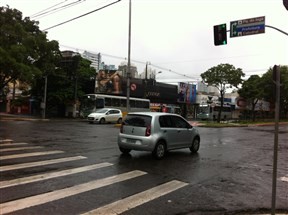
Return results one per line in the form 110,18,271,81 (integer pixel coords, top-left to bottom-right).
30,0,69,18
43,0,121,31
32,0,85,19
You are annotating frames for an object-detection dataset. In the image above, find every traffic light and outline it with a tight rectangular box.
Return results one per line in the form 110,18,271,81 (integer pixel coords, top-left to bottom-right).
213,24,227,46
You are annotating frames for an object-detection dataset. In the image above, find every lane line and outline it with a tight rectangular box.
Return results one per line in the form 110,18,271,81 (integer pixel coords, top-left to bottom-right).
0,146,43,152
0,156,87,172
82,180,188,215
0,170,147,214
0,151,64,160
0,162,113,188
0,143,27,147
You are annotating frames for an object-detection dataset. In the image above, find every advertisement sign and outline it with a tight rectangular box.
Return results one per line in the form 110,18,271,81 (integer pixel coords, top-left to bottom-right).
96,70,123,94
177,82,196,104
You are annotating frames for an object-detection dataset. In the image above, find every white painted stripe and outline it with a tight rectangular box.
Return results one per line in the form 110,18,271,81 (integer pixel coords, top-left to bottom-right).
82,180,188,215
0,143,27,147
0,170,147,214
0,139,13,144
280,176,288,182
0,162,113,188
0,151,64,160
0,156,86,172
0,146,43,152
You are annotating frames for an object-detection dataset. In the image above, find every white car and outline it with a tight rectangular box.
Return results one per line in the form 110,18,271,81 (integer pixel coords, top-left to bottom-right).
87,108,123,124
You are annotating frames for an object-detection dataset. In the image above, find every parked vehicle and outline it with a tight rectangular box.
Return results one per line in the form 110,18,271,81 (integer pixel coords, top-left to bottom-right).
87,108,122,124
118,112,200,159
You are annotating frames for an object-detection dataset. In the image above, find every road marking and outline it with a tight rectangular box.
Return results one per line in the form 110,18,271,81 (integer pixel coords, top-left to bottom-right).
0,170,147,214
0,151,64,160
280,176,288,182
0,139,13,144
82,180,188,215
0,162,113,188
0,156,86,172
0,146,44,152
0,142,28,147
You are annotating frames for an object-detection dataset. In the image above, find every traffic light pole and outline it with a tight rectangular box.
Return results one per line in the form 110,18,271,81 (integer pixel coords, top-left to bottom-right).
271,65,280,215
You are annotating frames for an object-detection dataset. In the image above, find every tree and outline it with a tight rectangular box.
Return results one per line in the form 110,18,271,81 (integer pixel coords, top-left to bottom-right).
261,65,288,119
30,54,96,117
201,63,245,122
0,6,61,92
238,75,263,121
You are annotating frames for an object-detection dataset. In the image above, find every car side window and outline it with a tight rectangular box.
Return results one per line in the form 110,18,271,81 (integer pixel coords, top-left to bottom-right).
159,116,173,128
171,116,189,128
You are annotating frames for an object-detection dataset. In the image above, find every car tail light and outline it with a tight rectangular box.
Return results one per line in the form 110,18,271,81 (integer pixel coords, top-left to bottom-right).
120,123,124,133
145,125,151,136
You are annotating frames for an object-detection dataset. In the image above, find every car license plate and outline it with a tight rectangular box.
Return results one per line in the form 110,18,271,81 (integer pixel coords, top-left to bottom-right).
126,138,135,144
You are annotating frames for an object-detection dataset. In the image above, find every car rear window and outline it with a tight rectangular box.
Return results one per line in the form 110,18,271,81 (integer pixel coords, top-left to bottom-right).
124,114,152,127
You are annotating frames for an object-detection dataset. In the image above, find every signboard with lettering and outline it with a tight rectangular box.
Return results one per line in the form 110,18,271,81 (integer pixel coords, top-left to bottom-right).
230,16,265,38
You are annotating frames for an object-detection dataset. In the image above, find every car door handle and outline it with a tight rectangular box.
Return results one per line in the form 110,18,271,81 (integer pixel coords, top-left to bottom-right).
177,130,181,133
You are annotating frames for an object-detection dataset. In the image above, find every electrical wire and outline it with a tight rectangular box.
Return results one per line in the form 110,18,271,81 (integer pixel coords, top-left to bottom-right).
32,0,85,19
43,0,121,31
30,0,69,18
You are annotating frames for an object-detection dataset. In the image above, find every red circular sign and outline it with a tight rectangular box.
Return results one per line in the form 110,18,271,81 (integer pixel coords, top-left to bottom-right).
131,83,136,91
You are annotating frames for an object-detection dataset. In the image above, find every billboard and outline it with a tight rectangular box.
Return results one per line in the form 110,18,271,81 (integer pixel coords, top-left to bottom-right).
96,70,123,94
177,82,196,104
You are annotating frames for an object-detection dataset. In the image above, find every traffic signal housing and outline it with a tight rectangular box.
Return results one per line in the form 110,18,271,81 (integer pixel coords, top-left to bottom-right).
213,24,227,46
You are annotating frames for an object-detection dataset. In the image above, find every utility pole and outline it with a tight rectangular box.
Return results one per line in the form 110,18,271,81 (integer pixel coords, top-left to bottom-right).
42,76,47,119
126,0,132,112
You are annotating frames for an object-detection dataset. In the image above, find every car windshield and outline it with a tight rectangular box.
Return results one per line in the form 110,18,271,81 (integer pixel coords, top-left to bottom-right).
124,114,152,127
95,108,109,113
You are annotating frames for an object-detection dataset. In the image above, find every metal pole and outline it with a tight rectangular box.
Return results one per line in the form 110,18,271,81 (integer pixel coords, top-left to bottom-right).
126,0,132,112
43,76,47,119
271,65,280,215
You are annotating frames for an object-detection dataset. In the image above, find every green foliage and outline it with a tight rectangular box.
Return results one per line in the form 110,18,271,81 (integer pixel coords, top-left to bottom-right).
238,75,263,121
201,63,245,122
261,65,288,118
201,64,245,93
0,6,61,91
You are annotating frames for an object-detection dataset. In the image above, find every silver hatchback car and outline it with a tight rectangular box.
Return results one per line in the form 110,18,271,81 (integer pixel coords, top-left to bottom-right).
118,112,200,159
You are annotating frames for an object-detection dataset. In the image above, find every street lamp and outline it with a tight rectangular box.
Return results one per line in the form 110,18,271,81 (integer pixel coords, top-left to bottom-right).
155,71,162,80
126,0,132,112
42,75,47,119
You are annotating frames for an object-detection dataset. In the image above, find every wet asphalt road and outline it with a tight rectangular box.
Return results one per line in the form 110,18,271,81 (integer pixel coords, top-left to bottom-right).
0,120,287,215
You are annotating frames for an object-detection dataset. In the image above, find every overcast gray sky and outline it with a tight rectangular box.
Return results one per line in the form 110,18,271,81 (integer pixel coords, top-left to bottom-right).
2,0,288,83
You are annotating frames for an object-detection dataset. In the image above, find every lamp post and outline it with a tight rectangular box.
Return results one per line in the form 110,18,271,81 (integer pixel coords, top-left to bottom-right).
42,75,47,119
126,0,132,112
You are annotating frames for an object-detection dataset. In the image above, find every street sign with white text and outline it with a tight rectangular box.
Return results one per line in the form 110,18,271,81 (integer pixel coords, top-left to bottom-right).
230,16,265,38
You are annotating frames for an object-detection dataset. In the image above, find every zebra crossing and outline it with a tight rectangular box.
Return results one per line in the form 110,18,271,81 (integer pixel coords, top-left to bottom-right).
0,139,188,214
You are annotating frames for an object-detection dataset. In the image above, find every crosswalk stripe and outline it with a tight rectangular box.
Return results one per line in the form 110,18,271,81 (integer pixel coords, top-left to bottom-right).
0,139,13,144
0,142,27,147
0,146,44,152
0,151,64,160
0,170,147,214
280,176,288,182
81,180,188,215
0,162,113,188
0,156,86,172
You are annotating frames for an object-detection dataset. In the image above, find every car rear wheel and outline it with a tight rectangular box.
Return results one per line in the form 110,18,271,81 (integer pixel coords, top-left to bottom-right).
119,147,131,154
190,137,200,153
152,141,166,159
99,118,105,124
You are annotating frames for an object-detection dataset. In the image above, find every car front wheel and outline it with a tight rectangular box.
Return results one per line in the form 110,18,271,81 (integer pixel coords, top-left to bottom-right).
190,137,200,153
152,141,166,159
117,118,122,124
99,118,105,124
